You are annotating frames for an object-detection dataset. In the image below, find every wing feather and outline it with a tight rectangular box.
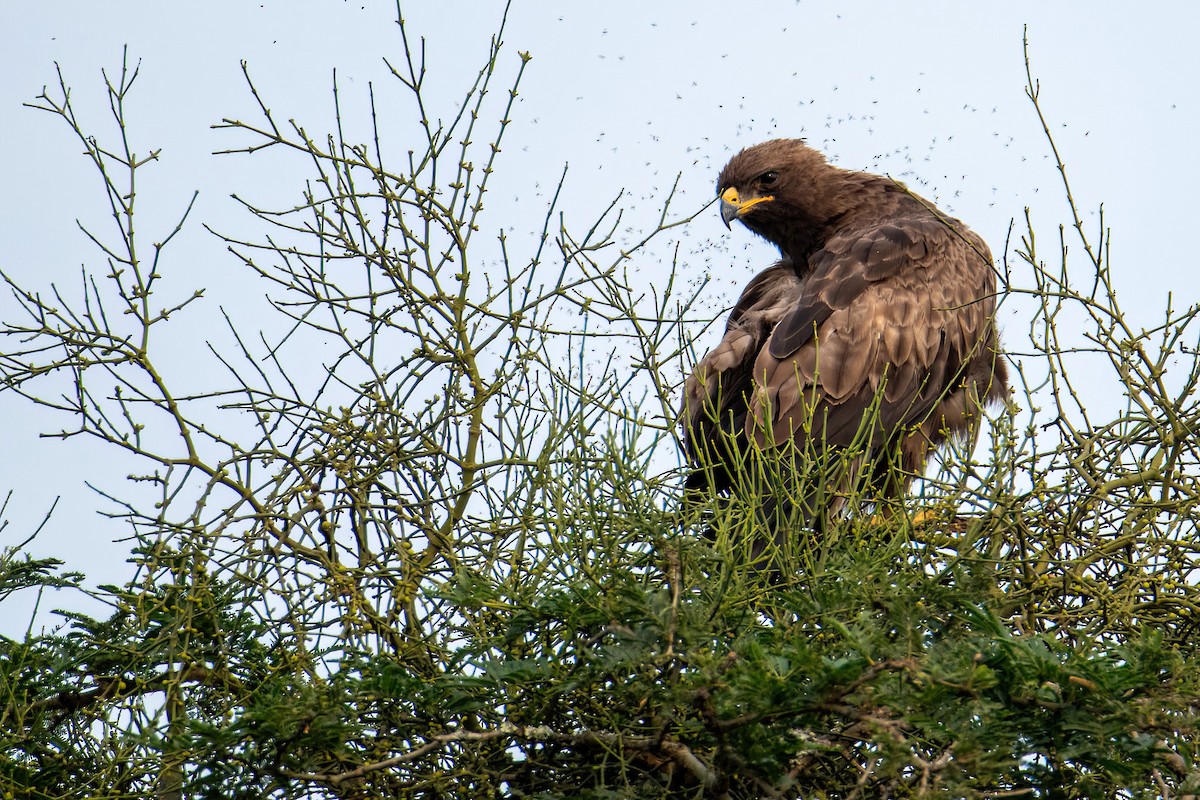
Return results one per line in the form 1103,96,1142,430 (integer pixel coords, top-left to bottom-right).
684,265,804,478
749,216,997,450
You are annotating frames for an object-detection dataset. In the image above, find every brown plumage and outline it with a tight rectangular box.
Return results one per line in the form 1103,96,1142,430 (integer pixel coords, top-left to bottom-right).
684,139,1007,532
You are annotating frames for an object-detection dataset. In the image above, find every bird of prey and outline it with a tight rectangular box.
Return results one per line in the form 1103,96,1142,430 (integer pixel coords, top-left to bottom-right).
683,139,1007,540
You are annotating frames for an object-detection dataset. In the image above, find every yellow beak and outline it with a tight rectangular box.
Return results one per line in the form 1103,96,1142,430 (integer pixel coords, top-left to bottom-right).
719,187,774,228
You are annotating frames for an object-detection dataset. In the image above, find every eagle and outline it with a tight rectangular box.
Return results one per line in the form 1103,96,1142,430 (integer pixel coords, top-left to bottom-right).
683,139,1007,541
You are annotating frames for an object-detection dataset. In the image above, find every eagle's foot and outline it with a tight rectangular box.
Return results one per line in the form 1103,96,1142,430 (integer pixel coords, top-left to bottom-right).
867,505,946,529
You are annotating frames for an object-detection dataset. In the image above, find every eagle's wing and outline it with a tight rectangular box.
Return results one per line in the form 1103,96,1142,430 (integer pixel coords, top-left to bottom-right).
750,217,996,450
683,264,802,478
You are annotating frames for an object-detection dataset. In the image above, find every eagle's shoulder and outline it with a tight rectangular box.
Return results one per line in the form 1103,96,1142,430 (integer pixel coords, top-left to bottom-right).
768,212,991,361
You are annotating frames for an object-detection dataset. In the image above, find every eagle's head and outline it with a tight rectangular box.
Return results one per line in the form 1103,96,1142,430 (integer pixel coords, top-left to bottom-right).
716,139,840,262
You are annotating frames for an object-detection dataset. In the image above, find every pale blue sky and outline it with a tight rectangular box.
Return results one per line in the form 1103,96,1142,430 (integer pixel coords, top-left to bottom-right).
2,2,1198,632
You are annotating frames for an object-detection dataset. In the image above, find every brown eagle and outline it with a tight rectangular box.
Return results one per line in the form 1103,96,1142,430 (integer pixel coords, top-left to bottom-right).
684,139,1007,535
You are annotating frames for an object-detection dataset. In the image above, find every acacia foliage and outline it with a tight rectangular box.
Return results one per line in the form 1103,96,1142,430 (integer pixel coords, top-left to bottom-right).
2,11,1199,800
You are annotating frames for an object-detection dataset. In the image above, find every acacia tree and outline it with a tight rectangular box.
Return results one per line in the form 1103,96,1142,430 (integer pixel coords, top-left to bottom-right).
2,9,1199,799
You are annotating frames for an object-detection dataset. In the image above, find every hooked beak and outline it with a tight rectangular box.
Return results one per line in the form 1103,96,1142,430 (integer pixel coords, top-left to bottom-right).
718,186,773,229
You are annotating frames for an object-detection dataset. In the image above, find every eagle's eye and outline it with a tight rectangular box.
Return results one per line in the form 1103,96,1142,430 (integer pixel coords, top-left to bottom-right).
759,171,780,186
